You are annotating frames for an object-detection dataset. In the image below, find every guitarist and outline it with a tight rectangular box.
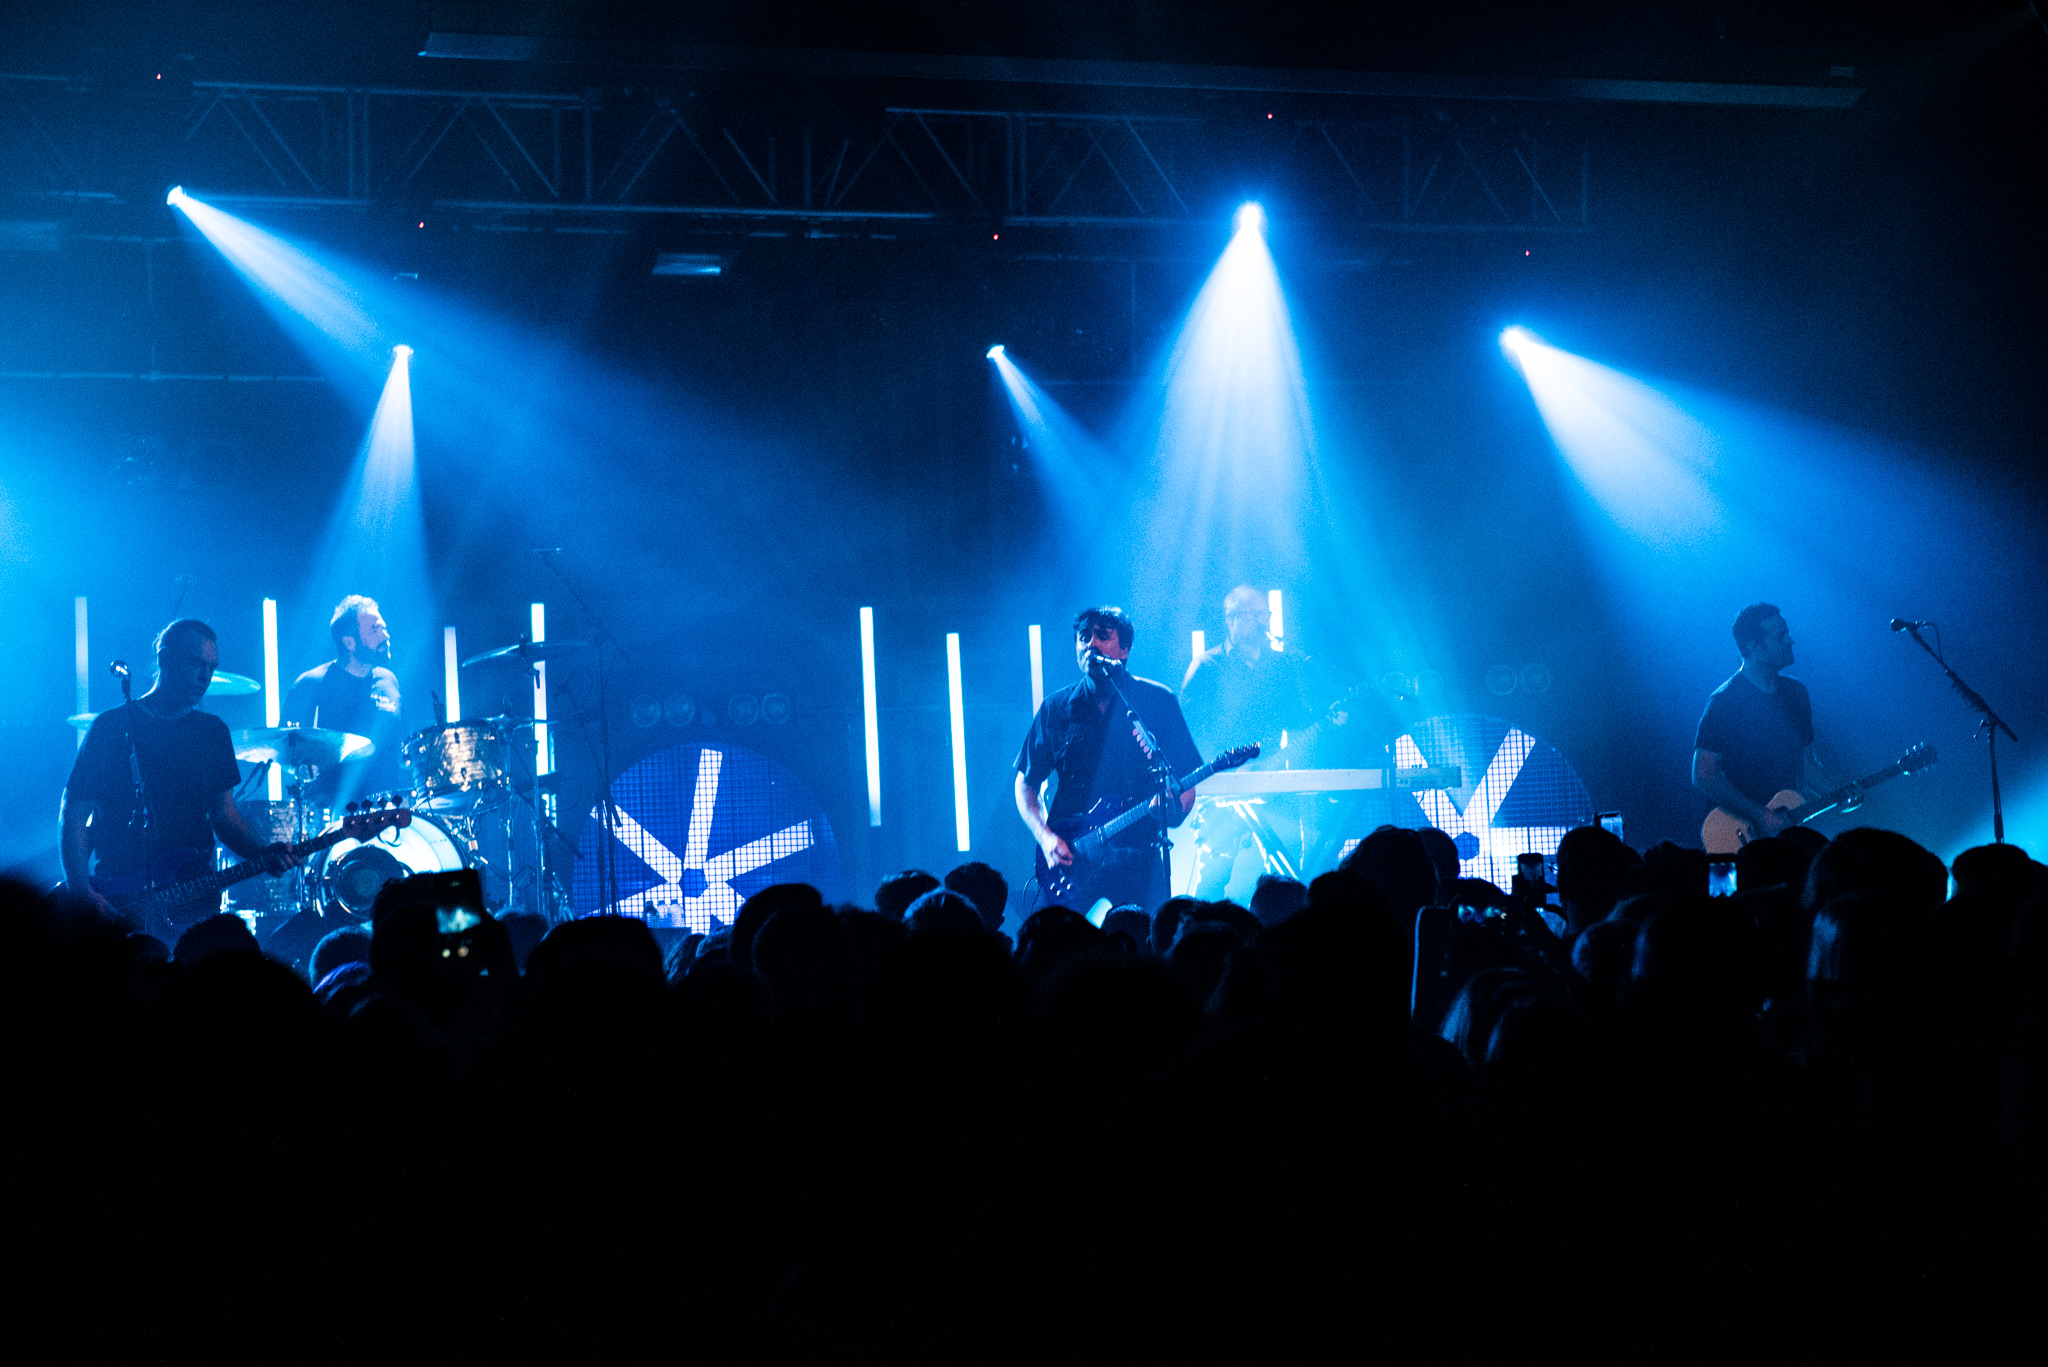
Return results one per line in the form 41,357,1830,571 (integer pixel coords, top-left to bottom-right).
61,619,296,933
1691,603,1857,843
1014,607,1201,914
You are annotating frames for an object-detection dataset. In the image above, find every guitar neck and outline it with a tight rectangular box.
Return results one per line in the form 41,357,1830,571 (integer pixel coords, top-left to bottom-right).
1093,759,1220,843
131,821,381,919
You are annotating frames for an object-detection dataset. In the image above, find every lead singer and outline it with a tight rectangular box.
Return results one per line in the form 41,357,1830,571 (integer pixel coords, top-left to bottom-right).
1014,606,1201,916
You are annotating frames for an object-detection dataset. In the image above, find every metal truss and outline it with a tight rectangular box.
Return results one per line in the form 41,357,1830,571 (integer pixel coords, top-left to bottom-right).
0,73,1589,234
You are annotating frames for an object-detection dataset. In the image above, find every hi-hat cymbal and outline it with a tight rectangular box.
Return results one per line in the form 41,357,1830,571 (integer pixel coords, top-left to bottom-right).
233,726,374,767
461,638,591,667
68,712,97,730
207,671,262,697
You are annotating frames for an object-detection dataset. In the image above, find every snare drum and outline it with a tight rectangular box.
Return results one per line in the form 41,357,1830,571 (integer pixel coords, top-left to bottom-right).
311,810,470,917
401,722,506,810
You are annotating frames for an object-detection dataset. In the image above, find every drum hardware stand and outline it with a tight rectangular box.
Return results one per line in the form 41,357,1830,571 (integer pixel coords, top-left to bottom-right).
1896,621,2018,843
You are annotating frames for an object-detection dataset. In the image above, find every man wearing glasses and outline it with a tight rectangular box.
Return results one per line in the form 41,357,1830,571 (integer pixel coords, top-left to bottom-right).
1179,585,1320,897
1014,606,1201,915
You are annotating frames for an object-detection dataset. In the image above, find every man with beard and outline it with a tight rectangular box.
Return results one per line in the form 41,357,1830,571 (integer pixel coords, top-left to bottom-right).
286,595,405,808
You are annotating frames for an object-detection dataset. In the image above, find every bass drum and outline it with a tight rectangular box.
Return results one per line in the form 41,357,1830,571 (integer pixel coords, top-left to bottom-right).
311,811,470,918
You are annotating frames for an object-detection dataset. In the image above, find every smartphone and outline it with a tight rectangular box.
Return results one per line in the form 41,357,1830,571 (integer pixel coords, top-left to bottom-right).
1597,811,1624,842
1707,860,1738,898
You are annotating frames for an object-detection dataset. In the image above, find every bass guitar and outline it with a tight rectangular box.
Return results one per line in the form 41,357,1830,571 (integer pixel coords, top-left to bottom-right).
1036,743,1260,905
1701,743,1936,855
91,805,412,940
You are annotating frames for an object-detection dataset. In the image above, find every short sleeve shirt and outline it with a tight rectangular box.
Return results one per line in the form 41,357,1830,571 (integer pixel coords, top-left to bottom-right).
1016,674,1202,835
65,703,241,877
1694,672,1813,809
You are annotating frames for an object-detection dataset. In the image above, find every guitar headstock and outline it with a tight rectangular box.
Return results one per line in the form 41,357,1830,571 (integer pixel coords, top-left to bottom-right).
340,800,413,840
1214,743,1260,773
1897,742,1937,774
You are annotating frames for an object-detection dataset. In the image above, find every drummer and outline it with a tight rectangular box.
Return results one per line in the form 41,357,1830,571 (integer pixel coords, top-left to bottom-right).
284,595,406,808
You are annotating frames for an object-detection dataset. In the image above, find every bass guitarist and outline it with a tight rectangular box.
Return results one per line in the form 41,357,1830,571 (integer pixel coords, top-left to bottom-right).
1015,607,1201,914
1692,602,1860,845
62,618,295,936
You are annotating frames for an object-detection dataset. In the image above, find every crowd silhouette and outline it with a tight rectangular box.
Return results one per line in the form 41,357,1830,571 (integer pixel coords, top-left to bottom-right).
8,824,2045,1362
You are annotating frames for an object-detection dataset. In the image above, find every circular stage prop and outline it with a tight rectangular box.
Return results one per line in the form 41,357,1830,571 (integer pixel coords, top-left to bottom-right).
572,742,840,930
1383,712,1594,890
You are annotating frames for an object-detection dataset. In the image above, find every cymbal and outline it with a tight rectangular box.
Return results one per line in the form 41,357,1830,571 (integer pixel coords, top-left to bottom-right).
207,671,262,697
233,726,374,767
461,639,591,668
68,712,97,730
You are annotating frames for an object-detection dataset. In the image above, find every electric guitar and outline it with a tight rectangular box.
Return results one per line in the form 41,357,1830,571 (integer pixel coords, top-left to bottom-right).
90,806,412,939
1036,743,1260,905
1701,743,1936,855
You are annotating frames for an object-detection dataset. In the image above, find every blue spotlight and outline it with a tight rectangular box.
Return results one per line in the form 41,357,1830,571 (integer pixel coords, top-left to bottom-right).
1499,325,1535,354
986,344,1004,360
393,344,413,360
1234,202,1266,236
165,185,185,207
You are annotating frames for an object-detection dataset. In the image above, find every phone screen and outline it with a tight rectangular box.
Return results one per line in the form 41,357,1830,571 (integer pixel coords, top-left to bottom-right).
1597,811,1624,842
1707,861,1737,897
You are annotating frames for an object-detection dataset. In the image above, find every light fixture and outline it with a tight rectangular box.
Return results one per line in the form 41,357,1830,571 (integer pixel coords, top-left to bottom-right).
653,252,726,277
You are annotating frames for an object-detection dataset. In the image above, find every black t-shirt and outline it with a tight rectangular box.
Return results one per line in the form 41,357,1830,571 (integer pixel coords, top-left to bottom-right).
284,659,406,802
1016,672,1202,836
1694,672,1814,808
66,703,241,878
1179,645,1317,765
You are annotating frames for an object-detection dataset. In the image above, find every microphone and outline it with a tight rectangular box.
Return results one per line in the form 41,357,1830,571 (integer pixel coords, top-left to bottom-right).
109,660,129,679
1889,618,1932,632
1085,649,1125,677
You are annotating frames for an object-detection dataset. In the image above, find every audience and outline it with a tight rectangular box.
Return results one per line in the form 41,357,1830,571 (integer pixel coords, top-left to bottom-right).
10,827,2042,1359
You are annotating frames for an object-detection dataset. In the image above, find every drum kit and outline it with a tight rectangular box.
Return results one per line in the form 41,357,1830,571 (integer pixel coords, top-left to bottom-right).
72,639,589,936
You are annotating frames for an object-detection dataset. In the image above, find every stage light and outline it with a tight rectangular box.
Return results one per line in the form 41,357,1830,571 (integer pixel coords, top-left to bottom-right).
663,692,696,726
652,252,726,277
264,599,283,798
393,344,412,360
1234,201,1266,235
72,597,88,751
531,603,548,777
760,691,794,725
1500,325,1534,353
443,626,461,723
630,694,661,728
1268,589,1284,649
166,185,185,206
728,692,760,726
1028,623,1043,714
860,606,880,826
986,344,1004,360
1192,629,1205,665
947,633,970,853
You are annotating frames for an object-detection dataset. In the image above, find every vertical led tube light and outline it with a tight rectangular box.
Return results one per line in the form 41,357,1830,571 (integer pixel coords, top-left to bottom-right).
443,627,461,723
860,606,881,826
531,603,548,776
947,632,970,852
263,598,283,798
1028,623,1043,714
73,597,88,751
1191,629,1205,664
1268,589,1284,650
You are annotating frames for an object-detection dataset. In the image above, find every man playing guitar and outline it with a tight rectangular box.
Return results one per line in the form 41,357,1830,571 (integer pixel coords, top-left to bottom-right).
1014,607,1202,915
1692,602,1861,848
62,618,295,936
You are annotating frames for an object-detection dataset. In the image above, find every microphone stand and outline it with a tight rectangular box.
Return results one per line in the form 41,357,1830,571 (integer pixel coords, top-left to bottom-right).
1092,654,1180,904
113,661,158,881
536,549,631,920
1900,624,2018,843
